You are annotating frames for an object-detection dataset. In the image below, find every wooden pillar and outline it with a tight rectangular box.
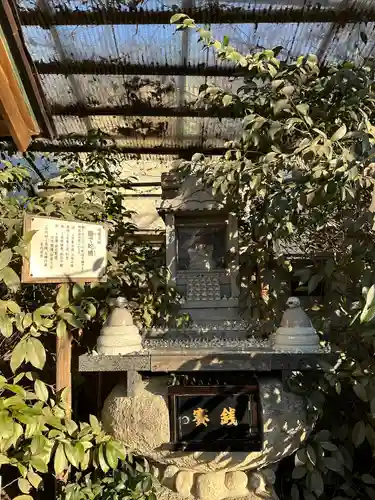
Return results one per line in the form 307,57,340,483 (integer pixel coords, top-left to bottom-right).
56,330,72,415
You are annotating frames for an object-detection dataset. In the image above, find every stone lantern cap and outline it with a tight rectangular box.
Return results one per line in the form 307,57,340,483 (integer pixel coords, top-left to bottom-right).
272,297,320,352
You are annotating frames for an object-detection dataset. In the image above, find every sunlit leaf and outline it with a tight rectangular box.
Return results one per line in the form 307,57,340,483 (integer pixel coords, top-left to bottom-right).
18,478,31,494
26,337,46,370
57,284,70,309
0,315,13,338
27,470,42,489
11,340,27,373
34,379,48,402
54,443,68,475
331,123,347,142
0,267,20,291
0,249,12,270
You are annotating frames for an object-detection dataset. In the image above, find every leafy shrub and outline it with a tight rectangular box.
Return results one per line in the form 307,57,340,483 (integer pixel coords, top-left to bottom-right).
170,14,375,500
0,147,159,498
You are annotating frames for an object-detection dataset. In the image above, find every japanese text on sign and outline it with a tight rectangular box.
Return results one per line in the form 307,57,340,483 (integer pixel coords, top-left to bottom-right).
192,407,238,427
26,216,107,281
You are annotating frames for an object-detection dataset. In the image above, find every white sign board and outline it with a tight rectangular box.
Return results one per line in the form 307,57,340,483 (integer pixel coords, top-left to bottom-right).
22,215,108,283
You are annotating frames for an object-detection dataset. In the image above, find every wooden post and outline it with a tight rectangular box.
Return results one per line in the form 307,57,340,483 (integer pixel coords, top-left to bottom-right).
56,330,72,416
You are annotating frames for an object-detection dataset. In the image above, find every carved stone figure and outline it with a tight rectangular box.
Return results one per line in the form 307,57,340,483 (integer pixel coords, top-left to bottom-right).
188,243,215,271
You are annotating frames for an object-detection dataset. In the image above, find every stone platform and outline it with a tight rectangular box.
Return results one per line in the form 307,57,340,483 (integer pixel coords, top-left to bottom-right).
79,347,334,373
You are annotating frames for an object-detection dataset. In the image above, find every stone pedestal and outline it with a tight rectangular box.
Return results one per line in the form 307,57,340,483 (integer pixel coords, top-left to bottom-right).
97,297,142,355
102,376,312,500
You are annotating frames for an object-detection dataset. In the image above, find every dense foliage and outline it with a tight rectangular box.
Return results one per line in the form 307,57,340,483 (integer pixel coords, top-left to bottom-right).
0,146,160,499
171,13,375,500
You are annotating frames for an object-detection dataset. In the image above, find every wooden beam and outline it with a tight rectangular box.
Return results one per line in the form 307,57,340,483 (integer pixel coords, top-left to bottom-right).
1,0,55,138
35,60,238,77
0,119,10,137
0,64,31,151
18,5,375,26
56,330,72,415
0,36,40,150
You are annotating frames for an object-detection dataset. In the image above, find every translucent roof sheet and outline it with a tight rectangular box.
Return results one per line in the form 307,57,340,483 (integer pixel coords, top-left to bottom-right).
11,0,375,154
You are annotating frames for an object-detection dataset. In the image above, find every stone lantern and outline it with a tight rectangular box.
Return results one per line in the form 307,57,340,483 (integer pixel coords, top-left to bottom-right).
96,297,142,355
272,297,320,352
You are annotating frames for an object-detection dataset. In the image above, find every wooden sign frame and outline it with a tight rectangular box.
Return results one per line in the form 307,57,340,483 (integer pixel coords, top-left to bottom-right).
21,214,108,284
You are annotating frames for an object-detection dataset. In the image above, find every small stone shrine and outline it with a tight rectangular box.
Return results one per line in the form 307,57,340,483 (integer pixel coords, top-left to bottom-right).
148,171,247,341
80,171,334,500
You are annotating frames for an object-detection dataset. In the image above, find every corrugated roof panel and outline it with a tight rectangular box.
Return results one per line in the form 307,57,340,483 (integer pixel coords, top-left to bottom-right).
22,21,334,70
22,24,182,65
51,115,237,146
39,72,244,108
322,22,375,62
21,26,58,62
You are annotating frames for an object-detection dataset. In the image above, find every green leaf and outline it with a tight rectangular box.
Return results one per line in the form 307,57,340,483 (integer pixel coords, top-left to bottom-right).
18,478,31,494
36,304,55,316
361,305,375,323
296,103,309,116
23,230,38,245
89,414,101,434
0,315,13,338
26,337,46,370
57,284,70,309
306,445,316,466
324,456,342,472
11,340,27,373
110,440,126,461
30,456,48,473
23,313,33,329
34,379,48,402
98,443,109,473
308,275,323,295
74,442,85,466
292,466,307,479
56,319,67,338
331,123,347,142
273,99,289,115
58,312,83,329
291,484,299,500
352,420,366,447
105,440,119,469
353,383,368,401
0,248,12,270
65,419,78,437
222,94,233,106
309,470,324,497
7,300,21,314
72,283,84,299
366,285,375,309
0,267,20,292
64,441,80,468
27,470,42,489
320,441,338,452
54,442,68,475
170,13,188,23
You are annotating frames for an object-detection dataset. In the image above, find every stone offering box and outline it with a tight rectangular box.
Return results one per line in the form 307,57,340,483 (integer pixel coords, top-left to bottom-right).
79,173,334,500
